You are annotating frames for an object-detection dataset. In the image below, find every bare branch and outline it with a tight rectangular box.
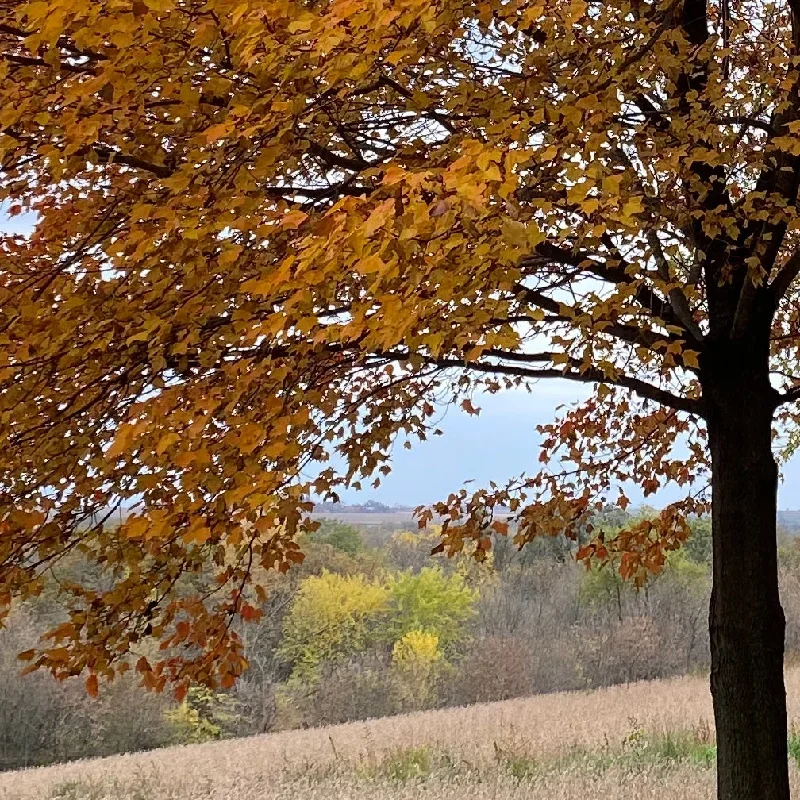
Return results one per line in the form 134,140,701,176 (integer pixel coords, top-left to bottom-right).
88,147,173,178
514,282,695,362
3,54,94,74
780,385,800,403
421,354,703,416
647,230,705,340
528,240,699,342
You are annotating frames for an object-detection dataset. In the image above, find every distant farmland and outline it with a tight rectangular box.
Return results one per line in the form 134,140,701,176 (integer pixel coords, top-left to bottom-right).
780,511,800,532
311,511,417,528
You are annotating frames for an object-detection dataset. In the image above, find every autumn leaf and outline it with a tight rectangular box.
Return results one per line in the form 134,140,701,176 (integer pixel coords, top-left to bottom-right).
461,398,481,416
0,5,796,783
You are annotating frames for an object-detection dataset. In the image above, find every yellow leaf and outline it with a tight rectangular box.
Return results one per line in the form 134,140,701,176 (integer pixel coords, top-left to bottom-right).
281,210,308,229
124,516,151,539
682,350,700,369
218,245,243,265
363,198,396,237
288,13,316,33
155,432,180,455
107,422,146,459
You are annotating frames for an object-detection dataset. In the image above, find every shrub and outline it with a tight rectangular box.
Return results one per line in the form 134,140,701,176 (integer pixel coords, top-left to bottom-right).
391,630,446,710
165,686,241,744
448,635,536,705
278,652,397,727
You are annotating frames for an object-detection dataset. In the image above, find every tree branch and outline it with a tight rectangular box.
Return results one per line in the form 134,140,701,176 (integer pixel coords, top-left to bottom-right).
88,146,173,178
420,354,703,416
513,282,694,362
770,249,800,300
780,384,800,404
3,54,94,74
646,230,705,341
306,140,371,172
527,240,697,341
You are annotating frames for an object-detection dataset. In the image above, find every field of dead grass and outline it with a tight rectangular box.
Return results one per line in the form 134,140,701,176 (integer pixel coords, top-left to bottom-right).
5,668,800,800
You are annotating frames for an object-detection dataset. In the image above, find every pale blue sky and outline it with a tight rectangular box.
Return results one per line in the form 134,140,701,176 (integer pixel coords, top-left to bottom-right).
338,383,800,511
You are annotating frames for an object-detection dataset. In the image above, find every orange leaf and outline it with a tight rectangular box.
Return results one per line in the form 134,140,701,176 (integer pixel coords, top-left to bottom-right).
461,398,480,416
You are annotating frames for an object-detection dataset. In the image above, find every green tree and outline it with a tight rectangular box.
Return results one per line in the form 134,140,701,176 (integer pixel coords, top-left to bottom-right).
579,562,630,623
279,571,389,683
165,686,240,744
683,518,713,565
309,520,364,556
386,567,477,652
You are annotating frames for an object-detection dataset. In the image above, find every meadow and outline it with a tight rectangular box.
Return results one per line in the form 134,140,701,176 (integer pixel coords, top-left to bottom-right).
7,669,800,800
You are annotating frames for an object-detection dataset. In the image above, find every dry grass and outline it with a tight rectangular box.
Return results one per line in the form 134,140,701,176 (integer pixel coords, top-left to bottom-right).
5,668,800,800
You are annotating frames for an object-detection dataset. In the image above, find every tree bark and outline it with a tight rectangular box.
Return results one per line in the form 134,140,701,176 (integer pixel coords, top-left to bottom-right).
704,339,789,800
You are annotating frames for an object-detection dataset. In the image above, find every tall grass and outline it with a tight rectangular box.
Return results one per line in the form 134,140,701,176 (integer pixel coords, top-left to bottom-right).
5,668,800,800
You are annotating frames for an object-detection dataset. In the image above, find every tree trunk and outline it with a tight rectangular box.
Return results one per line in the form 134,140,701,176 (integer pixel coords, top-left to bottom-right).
706,353,789,800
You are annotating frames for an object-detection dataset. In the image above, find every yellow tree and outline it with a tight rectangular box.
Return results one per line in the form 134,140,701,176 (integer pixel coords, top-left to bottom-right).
0,1,799,797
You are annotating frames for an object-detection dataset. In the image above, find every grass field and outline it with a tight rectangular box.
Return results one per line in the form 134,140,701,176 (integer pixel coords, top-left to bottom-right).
6,669,800,800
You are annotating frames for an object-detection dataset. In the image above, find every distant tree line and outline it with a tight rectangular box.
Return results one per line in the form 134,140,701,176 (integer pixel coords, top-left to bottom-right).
3,510,800,771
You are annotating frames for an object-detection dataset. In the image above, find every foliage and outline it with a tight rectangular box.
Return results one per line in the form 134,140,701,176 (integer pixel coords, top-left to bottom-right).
277,651,397,728
280,571,389,683
0,510,760,768
384,528,495,577
165,685,242,744
663,549,711,593
392,629,442,667
386,567,477,651
683,519,713,566
391,630,445,709
165,689,220,744
3,0,800,706
579,563,628,616
279,562,476,689
309,520,365,557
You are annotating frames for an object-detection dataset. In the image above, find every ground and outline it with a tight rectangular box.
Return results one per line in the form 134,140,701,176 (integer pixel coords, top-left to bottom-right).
6,669,800,800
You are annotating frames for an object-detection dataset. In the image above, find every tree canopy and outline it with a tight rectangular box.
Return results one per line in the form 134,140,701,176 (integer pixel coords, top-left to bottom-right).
1,0,800,748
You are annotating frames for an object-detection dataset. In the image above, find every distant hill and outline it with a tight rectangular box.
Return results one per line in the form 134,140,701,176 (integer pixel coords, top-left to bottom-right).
313,500,414,514
779,511,800,532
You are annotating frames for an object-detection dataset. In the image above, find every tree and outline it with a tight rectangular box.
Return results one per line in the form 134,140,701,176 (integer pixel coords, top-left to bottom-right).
391,629,445,709
279,571,389,683
308,519,364,556
2,1,800,797
684,517,713,565
386,567,477,652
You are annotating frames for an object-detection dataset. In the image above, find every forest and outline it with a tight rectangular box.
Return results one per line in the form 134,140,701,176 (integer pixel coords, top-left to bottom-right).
3,511,799,773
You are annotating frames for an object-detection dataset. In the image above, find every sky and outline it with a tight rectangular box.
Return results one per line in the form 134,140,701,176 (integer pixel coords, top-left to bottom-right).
337,382,800,511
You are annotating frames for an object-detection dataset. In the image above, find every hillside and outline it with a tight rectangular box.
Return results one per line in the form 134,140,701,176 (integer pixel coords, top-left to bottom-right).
6,669,800,800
